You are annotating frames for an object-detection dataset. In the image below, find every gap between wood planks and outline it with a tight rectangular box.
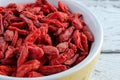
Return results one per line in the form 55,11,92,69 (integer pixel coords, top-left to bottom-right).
102,50,120,53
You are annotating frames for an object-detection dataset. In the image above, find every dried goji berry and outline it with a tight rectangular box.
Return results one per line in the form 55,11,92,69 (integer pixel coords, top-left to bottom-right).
17,45,28,67
11,22,26,28
69,43,77,52
56,42,68,53
47,19,64,28
16,38,23,47
24,29,41,43
81,33,88,52
44,34,52,45
11,30,18,46
41,5,51,14
61,49,75,60
4,11,16,24
39,25,48,36
8,26,29,35
28,46,44,60
39,65,67,75
81,52,88,56
5,46,14,59
48,25,58,32
83,26,94,42
46,2,57,12
72,17,83,30
22,11,37,21
75,55,86,64
54,28,65,36
0,37,7,52
50,49,74,65
4,30,14,41
33,20,42,28
42,46,59,55
46,12,68,22
64,54,79,66
0,66,16,76
16,60,40,77
16,4,25,12
58,26,75,42
35,0,43,5
6,3,16,8
20,14,37,31
68,13,82,22
0,14,4,35
50,54,66,65
58,1,70,14
26,71,43,77
25,7,41,15
73,30,84,51
62,22,69,28
0,51,4,59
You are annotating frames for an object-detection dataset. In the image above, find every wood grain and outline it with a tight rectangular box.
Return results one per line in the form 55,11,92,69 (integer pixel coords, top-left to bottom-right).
90,53,120,80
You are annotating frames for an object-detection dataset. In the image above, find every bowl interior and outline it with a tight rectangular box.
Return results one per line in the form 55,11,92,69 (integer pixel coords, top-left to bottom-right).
0,0,103,80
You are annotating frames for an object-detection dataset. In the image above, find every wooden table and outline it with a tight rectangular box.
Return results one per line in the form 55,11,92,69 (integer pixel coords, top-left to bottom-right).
78,0,120,80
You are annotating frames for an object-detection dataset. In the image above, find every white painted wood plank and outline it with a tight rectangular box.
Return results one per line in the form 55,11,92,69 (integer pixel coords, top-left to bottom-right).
76,0,120,52
90,53,120,80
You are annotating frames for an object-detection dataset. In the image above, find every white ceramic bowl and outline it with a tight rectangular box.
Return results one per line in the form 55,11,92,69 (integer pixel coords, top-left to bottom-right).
0,0,103,80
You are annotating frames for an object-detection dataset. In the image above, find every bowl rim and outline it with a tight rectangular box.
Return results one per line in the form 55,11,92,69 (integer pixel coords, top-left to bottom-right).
0,0,104,80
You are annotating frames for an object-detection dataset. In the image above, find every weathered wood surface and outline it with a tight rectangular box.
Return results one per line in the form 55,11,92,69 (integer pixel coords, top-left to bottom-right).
79,0,120,52
90,54,120,80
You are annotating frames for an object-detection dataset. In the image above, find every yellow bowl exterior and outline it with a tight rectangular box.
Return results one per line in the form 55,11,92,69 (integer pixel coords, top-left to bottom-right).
57,50,101,80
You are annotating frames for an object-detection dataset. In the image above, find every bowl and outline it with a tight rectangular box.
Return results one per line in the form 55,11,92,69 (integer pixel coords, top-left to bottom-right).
0,0,103,80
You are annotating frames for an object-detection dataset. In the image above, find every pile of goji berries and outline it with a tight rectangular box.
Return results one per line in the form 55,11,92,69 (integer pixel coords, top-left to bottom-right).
0,0,94,77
